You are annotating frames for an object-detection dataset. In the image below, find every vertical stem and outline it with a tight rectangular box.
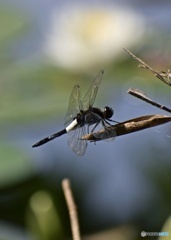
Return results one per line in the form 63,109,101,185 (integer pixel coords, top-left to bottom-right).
62,178,81,240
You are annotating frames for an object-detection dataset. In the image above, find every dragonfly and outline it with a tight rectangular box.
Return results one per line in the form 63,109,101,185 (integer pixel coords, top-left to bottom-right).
32,70,117,156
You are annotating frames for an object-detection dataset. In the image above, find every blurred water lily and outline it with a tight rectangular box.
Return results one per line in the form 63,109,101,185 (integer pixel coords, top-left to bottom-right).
45,5,145,70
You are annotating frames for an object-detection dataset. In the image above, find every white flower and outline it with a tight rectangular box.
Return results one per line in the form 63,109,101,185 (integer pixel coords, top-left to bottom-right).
44,5,145,70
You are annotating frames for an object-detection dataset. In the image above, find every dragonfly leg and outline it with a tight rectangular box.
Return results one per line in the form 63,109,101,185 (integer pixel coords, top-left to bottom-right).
91,122,100,132
105,119,120,124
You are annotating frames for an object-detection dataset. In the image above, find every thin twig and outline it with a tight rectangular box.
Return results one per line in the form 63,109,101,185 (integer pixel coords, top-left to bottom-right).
128,88,171,113
62,178,81,240
123,47,171,86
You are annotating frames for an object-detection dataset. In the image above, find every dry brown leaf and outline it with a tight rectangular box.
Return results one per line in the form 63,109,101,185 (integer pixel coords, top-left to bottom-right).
82,114,171,141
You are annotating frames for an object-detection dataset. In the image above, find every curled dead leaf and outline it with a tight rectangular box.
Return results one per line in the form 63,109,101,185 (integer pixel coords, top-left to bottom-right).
82,114,171,141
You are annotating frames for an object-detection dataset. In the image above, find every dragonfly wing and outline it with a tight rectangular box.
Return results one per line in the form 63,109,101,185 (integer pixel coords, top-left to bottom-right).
66,125,87,156
92,120,116,141
82,70,104,110
65,85,83,127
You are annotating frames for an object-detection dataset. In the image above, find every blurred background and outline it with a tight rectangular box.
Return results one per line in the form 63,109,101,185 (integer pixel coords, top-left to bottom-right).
1,0,171,239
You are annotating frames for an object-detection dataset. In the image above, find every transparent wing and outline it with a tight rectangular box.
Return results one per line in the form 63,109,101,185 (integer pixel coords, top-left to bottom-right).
92,120,116,141
67,125,87,156
82,70,104,110
65,85,83,126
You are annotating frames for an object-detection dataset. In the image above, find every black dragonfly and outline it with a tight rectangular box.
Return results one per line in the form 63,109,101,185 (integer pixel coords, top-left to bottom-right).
32,70,117,156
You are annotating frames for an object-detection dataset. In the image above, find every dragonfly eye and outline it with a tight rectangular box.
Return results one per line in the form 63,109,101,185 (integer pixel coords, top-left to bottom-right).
104,106,114,119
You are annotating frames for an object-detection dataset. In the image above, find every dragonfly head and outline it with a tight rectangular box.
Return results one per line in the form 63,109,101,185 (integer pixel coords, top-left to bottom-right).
103,106,114,119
